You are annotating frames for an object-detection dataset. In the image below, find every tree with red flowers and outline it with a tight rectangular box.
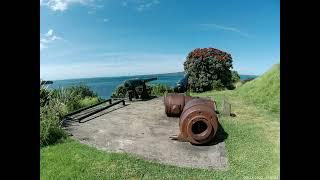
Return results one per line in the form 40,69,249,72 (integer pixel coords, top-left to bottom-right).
183,47,235,92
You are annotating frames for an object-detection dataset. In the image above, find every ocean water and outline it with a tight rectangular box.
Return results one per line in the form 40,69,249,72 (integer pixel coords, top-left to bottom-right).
47,72,257,99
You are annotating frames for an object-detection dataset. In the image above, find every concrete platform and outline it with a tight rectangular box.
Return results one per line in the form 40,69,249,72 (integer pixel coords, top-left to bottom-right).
64,97,228,169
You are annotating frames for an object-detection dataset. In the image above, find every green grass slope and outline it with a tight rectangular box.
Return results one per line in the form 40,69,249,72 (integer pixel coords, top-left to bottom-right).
235,64,280,113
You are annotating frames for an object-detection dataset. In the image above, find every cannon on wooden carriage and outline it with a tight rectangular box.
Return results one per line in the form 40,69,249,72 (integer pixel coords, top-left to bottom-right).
123,77,157,101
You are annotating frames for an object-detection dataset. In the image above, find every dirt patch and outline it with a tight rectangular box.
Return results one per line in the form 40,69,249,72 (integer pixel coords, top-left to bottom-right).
65,97,228,169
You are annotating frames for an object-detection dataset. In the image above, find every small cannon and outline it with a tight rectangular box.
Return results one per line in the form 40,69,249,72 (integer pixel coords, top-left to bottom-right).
164,93,219,145
124,77,157,101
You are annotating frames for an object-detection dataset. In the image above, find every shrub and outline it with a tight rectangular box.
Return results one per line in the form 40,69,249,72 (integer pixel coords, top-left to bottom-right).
111,83,174,98
185,89,191,96
40,85,51,107
111,84,127,98
67,84,98,99
40,97,68,146
211,79,226,90
151,84,174,96
79,97,100,107
231,70,240,83
183,47,235,92
40,84,100,146
50,85,101,112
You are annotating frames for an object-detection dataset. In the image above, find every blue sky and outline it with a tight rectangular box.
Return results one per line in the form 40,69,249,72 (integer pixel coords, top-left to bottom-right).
40,0,279,80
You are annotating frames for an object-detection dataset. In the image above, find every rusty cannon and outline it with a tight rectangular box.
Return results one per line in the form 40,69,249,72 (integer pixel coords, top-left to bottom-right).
164,93,219,145
163,93,193,117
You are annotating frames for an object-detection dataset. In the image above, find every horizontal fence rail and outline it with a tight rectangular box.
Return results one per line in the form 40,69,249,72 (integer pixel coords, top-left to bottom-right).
64,99,112,118
75,99,125,122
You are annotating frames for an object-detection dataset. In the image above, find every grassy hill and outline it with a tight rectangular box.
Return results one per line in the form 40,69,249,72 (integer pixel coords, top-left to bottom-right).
235,64,280,113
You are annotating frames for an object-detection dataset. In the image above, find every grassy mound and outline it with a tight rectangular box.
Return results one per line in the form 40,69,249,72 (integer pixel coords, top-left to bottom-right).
235,64,280,113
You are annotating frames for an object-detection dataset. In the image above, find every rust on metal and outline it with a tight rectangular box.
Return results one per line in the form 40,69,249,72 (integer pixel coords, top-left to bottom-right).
163,93,193,117
179,98,218,145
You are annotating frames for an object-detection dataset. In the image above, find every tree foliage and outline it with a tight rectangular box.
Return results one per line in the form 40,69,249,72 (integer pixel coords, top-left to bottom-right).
184,47,235,92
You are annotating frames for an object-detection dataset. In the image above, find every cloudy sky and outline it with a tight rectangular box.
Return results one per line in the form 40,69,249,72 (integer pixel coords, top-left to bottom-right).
40,0,279,80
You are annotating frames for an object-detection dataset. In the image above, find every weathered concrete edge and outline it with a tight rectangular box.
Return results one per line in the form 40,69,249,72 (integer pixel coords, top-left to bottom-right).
74,138,229,170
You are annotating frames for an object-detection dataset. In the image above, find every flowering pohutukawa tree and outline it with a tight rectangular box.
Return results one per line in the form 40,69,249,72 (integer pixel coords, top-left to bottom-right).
183,47,235,92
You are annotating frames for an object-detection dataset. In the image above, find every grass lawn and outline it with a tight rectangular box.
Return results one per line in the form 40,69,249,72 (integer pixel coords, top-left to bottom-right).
41,90,279,179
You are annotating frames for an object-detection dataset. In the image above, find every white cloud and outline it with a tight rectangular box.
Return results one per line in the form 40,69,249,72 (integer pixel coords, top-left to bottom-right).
51,35,62,41
137,0,159,11
40,52,184,80
45,29,53,37
40,43,47,50
40,29,63,51
200,23,250,38
122,0,160,11
40,38,50,43
41,0,95,11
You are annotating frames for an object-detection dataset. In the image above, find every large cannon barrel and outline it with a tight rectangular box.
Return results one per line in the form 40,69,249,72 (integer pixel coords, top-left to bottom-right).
124,79,143,89
179,98,218,145
124,77,157,89
142,77,157,83
163,93,193,117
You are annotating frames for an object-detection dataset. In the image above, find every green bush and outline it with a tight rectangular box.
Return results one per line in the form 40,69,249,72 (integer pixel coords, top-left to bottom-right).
151,84,174,96
111,83,174,98
111,84,127,98
184,47,235,92
40,86,50,107
79,97,100,107
185,89,191,96
231,70,240,83
40,84,100,146
40,97,68,146
211,79,226,90
67,84,97,98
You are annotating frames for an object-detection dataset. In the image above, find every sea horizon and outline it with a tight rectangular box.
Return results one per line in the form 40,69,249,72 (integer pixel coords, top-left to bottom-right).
46,72,258,99
43,71,259,82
